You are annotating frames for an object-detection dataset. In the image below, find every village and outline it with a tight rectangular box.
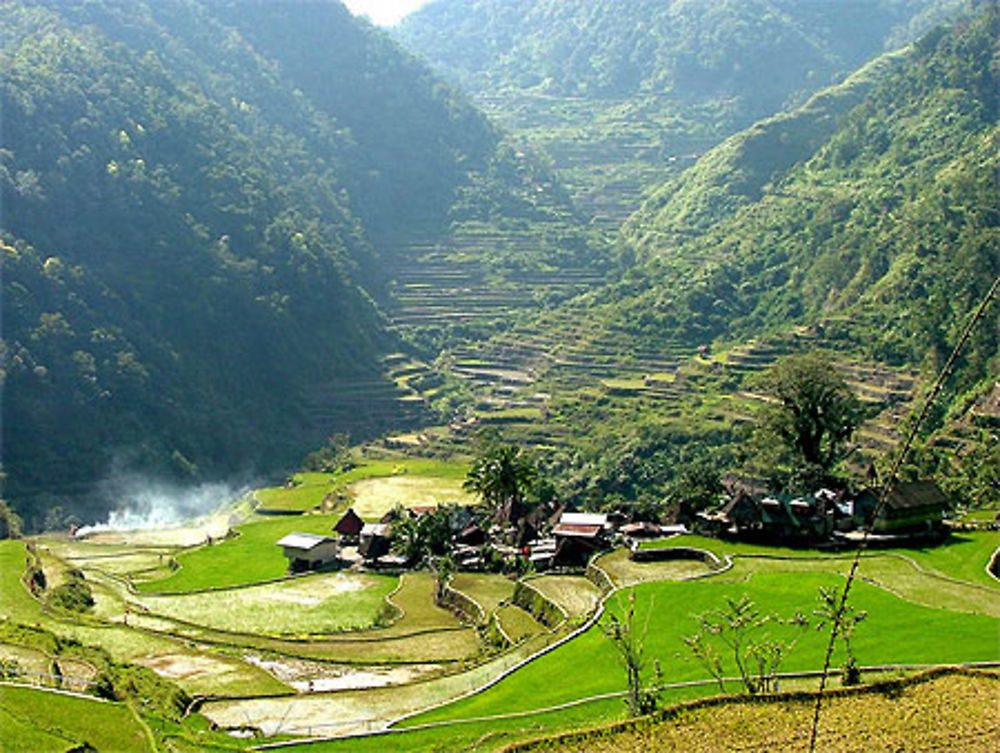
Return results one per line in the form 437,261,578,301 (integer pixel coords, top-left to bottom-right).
275,478,953,576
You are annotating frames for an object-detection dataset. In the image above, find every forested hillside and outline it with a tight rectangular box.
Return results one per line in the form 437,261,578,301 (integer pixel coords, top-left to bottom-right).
0,0,576,524
620,9,999,377
396,0,963,233
422,7,997,509
612,8,999,479
399,0,955,113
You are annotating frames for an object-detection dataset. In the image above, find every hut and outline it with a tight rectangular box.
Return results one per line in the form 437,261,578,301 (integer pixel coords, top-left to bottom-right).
359,523,391,561
275,533,339,572
854,481,948,534
333,508,363,544
551,512,609,567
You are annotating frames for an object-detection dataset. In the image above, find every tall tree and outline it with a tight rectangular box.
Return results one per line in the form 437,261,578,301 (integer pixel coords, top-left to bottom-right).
752,353,862,489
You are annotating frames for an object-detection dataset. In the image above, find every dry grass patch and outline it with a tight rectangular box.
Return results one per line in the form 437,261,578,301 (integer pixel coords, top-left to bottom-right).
520,671,1000,752
596,549,714,587
137,571,396,635
497,605,545,644
349,476,476,520
452,574,517,614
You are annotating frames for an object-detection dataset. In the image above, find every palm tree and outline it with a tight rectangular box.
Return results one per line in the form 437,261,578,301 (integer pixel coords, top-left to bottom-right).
463,443,537,514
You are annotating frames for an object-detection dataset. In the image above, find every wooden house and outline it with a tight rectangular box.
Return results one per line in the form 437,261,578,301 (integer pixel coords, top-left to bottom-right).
720,491,763,533
275,533,339,571
333,508,363,544
854,481,948,534
551,512,609,567
359,522,391,560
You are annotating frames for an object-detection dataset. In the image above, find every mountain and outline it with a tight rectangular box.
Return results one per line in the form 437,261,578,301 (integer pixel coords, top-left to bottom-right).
620,8,999,374
420,7,997,507
398,0,956,111
0,0,556,524
395,0,964,231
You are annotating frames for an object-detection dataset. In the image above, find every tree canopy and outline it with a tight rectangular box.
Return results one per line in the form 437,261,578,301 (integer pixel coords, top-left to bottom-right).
752,353,862,489
463,441,538,512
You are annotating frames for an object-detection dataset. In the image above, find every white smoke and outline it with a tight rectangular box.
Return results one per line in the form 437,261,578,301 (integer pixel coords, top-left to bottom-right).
76,474,251,536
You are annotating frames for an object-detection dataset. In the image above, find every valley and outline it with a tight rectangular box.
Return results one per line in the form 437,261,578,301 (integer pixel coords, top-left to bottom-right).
1,0,998,750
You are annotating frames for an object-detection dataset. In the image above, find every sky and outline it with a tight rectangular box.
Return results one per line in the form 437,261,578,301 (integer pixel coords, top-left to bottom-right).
340,0,434,26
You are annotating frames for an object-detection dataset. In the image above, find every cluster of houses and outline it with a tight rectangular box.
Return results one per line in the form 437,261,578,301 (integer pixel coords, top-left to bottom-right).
697,480,949,543
274,501,638,573
275,480,950,573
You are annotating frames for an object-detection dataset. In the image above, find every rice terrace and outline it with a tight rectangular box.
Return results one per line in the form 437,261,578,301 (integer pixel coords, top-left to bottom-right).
1,449,997,751
2,0,1000,751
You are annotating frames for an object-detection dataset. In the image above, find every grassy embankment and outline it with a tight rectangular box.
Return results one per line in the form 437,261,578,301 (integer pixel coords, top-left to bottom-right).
0,540,288,698
514,669,1000,752
132,571,478,664
0,685,154,753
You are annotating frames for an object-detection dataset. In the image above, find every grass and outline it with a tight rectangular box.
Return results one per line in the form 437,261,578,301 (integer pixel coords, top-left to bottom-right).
496,605,545,643
385,572,467,633
526,576,601,619
272,694,700,752
596,549,715,587
959,508,999,523
0,541,290,697
891,531,1000,589
254,459,472,513
642,532,1000,589
350,476,475,520
128,572,478,665
200,631,564,739
135,514,342,593
255,472,341,512
0,685,153,752
197,548,1000,749
402,572,999,728
0,541,45,624
139,572,398,635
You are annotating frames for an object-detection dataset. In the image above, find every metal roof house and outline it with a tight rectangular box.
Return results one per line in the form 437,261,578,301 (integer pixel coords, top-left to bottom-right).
275,532,340,572
551,512,610,567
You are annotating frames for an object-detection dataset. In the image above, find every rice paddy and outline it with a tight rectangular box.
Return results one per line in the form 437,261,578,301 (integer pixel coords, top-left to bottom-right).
136,571,397,635
3,504,997,753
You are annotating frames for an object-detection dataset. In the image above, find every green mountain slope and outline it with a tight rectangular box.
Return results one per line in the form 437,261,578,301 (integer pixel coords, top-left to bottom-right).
395,0,963,231
620,10,999,374
0,0,570,523
422,9,998,507
399,0,952,108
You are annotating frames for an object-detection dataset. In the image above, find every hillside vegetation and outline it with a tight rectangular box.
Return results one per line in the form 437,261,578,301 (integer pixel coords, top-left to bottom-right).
399,0,954,113
617,8,999,407
0,0,600,524
404,7,998,508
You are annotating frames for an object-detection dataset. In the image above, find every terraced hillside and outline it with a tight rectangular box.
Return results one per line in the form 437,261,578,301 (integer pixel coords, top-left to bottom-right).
384,227,607,331
413,299,920,476
472,93,719,231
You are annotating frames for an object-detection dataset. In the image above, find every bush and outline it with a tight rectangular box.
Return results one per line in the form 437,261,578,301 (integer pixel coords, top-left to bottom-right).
47,570,95,613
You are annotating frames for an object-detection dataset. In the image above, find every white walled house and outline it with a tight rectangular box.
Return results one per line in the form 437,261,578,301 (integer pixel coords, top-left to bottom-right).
275,532,340,571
